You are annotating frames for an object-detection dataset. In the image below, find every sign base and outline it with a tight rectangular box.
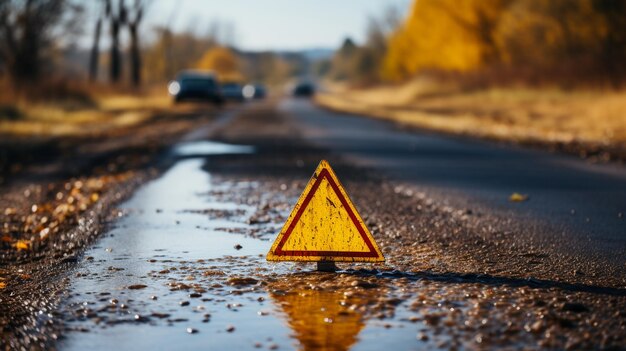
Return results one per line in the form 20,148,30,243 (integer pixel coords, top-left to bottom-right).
317,261,338,272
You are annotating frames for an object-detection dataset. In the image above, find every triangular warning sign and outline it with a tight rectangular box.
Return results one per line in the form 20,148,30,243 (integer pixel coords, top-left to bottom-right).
267,160,384,262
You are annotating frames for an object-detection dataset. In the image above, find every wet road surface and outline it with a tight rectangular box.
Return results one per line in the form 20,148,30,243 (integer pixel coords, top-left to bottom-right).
59,141,420,350
55,100,626,350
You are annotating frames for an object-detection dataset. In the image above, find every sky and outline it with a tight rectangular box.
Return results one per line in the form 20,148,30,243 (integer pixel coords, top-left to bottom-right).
145,0,413,51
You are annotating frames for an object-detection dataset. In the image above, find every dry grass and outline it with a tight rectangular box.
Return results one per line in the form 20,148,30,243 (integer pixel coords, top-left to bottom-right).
316,78,626,147
0,81,177,137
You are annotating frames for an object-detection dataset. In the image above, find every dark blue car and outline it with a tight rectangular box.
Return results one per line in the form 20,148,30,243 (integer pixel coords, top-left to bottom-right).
168,70,224,105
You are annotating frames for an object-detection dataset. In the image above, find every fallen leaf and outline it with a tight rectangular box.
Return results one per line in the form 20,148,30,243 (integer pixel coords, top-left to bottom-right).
14,240,30,251
0,281,6,289
509,193,529,202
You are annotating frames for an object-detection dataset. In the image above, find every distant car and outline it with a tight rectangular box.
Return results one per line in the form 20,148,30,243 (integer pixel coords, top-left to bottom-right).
221,82,245,102
292,81,315,97
242,84,267,99
168,70,223,105
252,84,267,99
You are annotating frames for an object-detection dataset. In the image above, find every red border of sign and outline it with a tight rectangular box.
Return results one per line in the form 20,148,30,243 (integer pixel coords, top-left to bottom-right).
274,168,379,257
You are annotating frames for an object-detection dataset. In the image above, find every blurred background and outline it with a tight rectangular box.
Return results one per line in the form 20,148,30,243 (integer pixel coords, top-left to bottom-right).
1,0,625,152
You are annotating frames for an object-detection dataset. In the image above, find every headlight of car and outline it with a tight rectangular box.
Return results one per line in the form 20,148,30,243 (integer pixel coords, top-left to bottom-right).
167,81,181,96
242,84,255,99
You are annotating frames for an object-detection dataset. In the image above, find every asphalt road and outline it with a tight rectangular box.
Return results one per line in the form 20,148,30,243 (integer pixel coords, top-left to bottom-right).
280,99,626,267
46,99,626,350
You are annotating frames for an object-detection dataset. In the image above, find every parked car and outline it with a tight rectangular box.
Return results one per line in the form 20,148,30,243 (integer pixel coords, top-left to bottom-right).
220,82,245,102
292,81,315,97
168,70,223,105
252,84,267,99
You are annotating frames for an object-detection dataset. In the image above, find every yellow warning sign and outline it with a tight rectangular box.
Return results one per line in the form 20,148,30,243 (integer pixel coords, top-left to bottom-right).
267,160,384,262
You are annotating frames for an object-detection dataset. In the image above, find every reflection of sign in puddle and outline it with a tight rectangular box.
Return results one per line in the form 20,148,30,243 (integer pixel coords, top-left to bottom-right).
271,288,366,351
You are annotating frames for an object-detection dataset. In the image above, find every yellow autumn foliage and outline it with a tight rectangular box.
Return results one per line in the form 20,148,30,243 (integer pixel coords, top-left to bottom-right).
195,46,243,81
142,30,216,82
382,0,509,80
495,0,607,68
381,0,626,84
14,240,30,251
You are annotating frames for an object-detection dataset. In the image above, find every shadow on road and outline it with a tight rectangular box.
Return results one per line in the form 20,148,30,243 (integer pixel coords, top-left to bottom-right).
338,269,626,297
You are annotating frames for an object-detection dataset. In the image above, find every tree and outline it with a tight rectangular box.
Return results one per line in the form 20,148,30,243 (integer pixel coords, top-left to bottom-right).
196,46,242,81
593,0,626,87
89,1,107,81
143,29,217,83
381,0,626,86
329,37,358,80
0,0,82,84
240,51,292,85
359,6,402,83
382,0,510,81
107,0,126,83
127,0,146,87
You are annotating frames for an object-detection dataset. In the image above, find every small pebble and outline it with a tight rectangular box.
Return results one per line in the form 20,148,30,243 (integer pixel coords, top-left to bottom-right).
128,284,147,290
226,325,235,332
134,314,149,322
186,327,198,334
563,302,589,313
180,301,190,306
61,256,79,264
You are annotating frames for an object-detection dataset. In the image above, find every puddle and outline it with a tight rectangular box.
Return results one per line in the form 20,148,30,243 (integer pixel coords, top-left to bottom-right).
173,141,254,158
58,140,421,351
59,142,294,350
58,140,626,350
